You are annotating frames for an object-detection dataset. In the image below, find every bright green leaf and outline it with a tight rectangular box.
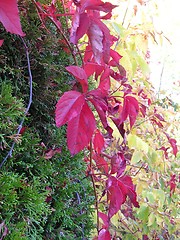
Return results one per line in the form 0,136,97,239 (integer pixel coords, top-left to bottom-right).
127,134,149,153
137,204,149,221
148,212,156,226
131,150,143,164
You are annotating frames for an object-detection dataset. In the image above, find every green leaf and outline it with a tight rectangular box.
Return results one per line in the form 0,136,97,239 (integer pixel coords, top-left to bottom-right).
153,189,165,209
135,55,150,76
131,150,143,164
146,192,155,204
148,212,156,226
137,204,149,221
127,134,149,153
111,22,126,38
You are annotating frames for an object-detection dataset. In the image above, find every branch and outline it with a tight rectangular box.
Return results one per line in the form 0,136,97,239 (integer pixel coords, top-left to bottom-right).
122,0,130,27
76,192,85,239
157,60,165,98
0,37,33,169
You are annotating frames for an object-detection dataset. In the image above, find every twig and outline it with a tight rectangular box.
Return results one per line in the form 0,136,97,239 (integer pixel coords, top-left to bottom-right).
157,60,165,99
122,0,130,27
118,212,138,235
75,44,84,66
0,37,33,169
76,192,85,239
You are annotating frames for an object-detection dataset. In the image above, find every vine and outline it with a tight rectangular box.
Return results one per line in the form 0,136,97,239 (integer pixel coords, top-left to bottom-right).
0,0,179,239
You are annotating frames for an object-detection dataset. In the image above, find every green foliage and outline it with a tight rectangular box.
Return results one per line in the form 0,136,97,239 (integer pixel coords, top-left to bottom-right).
0,83,24,150
0,1,93,239
0,128,93,239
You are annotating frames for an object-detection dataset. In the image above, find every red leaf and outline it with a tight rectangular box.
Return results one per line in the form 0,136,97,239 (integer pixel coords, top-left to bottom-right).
0,39,4,47
159,146,169,159
143,235,149,240
87,21,103,64
169,138,178,157
100,12,112,20
98,67,110,96
93,129,105,154
154,113,165,122
98,229,111,240
107,175,139,218
98,212,109,229
119,176,139,208
151,118,164,128
66,66,88,93
45,148,62,159
111,152,126,177
109,49,122,66
93,153,109,174
111,117,126,138
55,91,85,127
108,97,121,115
84,44,94,63
70,12,90,44
120,95,139,128
45,195,52,203
56,91,96,154
81,1,117,13
164,133,178,157
88,17,112,64
84,63,97,77
168,174,176,197
19,126,27,135
0,0,25,36
88,92,113,136
107,176,125,218
67,102,96,155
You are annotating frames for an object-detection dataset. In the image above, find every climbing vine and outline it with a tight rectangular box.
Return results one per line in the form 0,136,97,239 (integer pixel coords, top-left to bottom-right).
0,0,179,239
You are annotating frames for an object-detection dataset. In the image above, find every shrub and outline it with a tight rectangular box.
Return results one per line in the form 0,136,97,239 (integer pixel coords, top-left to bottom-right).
0,1,93,239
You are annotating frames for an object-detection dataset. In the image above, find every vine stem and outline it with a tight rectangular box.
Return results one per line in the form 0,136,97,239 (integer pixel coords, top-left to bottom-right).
61,0,84,66
0,37,33,169
89,140,100,233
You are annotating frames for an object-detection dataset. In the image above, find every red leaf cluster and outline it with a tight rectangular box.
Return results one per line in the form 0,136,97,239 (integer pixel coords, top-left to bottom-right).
107,176,139,218
164,133,178,157
55,90,96,155
119,95,139,129
70,0,117,64
168,174,177,197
